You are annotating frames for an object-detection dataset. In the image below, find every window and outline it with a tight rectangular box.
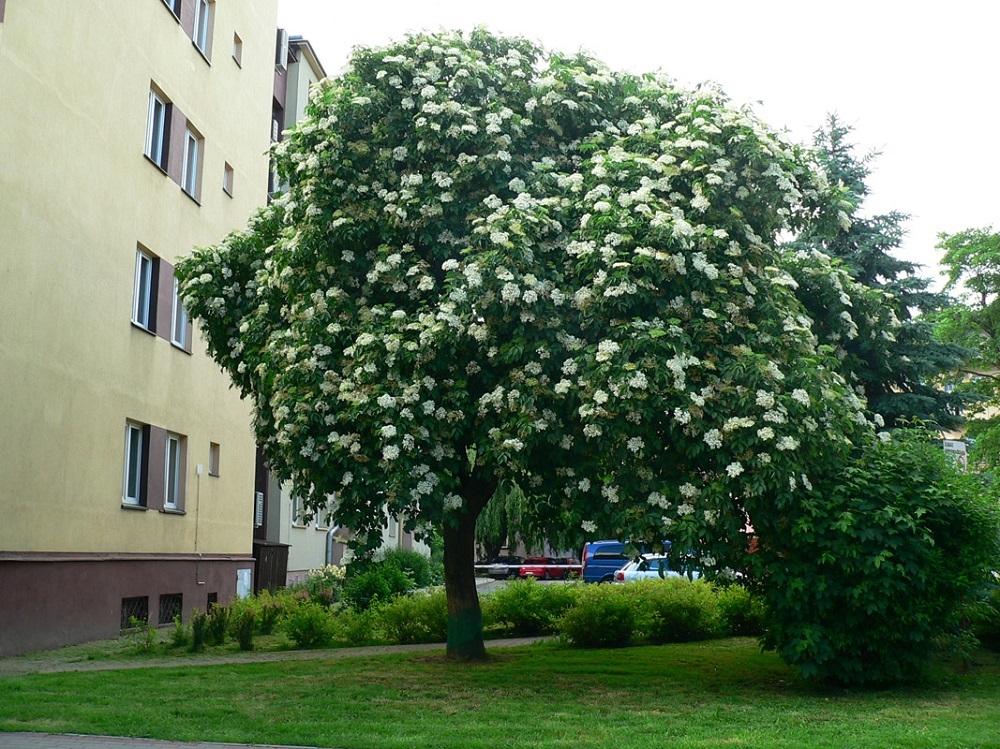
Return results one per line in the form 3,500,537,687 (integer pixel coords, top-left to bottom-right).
164,433,184,510
159,593,183,625
192,0,213,57
145,90,170,170
132,250,155,329
161,0,182,17
223,162,234,196
123,422,148,506
171,276,188,348
232,32,243,67
292,494,306,526
209,442,220,476
121,597,150,631
181,126,203,200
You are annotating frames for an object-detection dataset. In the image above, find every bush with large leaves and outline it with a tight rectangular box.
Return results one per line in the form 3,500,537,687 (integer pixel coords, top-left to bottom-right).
759,431,1000,685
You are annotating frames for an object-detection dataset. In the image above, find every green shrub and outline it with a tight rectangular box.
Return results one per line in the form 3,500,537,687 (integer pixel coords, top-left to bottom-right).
205,604,229,646
252,589,287,635
559,584,636,648
344,563,414,611
716,584,767,637
301,564,347,606
229,599,257,651
377,548,435,588
283,601,337,648
757,431,1000,685
125,615,158,653
169,615,190,648
189,609,208,652
329,606,383,646
377,590,448,644
643,579,722,644
483,578,580,636
972,584,1000,651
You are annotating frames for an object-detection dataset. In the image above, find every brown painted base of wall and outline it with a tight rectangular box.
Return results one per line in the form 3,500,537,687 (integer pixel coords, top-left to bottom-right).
0,552,255,657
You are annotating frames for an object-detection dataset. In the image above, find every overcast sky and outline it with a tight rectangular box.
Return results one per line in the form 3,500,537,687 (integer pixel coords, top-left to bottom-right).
276,0,999,284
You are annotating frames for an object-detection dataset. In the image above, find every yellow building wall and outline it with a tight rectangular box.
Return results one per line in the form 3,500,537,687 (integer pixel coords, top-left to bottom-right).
0,0,278,555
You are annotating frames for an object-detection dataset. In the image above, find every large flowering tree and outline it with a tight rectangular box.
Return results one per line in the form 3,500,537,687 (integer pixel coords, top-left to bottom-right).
177,30,880,659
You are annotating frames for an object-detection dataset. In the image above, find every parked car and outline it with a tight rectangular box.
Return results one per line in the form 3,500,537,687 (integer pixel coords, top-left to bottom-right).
581,540,630,583
550,556,582,579
517,556,582,580
613,554,700,583
582,540,676,582
476,555,524,579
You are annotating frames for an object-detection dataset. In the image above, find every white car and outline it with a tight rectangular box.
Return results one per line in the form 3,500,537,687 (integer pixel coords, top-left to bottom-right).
613,554,700,583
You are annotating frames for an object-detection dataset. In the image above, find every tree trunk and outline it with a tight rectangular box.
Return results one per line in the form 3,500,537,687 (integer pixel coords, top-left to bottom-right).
442,472,496,661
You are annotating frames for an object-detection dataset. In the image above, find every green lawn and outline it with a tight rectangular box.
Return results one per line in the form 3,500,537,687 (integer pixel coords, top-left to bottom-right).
2,639,999,748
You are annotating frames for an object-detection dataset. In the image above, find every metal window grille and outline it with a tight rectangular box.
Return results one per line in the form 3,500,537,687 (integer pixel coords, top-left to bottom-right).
159,593,183,625
120,596,149,631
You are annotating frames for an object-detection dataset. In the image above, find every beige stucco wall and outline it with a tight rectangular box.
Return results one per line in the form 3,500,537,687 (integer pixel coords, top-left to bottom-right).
0,0,278,555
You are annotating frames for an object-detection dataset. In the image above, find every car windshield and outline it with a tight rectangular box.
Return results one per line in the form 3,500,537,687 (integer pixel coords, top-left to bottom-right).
638,557,671,573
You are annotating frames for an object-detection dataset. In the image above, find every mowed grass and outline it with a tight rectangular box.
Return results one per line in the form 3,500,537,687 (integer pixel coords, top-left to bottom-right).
2,639,1000,748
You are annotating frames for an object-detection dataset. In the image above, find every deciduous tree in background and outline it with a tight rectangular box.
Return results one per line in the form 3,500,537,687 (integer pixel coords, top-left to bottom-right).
178,30,894,660
936,226,1000,469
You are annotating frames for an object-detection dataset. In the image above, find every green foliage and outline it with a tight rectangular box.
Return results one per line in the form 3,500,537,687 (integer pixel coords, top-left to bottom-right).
559,584,636,648
936,226,1000,472
283,602,337,649
376,590,448,644
228,599,258,652
205,605,229,647
176,28,877,587
328,606,383,647
758,430,1000,685
784,116,969,430
255,590,285,636
169,615,189,649
125,616,158,654
972,584,1000,651
476,482,540,561
343,563,415,612
377,548,435,588
188,610,208,653
716,584,767,637
285,564,347,607
482,578,580,635
642,579,723,644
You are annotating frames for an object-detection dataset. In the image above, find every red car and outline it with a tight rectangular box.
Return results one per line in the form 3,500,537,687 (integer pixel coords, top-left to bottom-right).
518,557,582,580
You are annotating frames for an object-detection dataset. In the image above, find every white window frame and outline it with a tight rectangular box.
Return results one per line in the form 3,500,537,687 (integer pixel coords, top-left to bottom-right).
223,162,234,196
182,127,202,198
232,32,243,67
208,442,220,477
123,423,145,506
292,494,307,527
171,276,188,348
165,434,183,510
193,0,212,55
132,250,154,329
145,91,169,169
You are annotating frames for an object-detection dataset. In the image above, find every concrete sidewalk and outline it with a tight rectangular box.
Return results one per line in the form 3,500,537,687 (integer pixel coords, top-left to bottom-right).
0,734,323,749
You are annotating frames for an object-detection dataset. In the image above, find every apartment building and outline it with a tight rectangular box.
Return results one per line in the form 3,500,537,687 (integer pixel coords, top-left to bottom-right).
0,0,278,655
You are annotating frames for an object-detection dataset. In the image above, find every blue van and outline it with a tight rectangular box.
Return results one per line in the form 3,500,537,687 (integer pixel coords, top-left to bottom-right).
581,540,673,582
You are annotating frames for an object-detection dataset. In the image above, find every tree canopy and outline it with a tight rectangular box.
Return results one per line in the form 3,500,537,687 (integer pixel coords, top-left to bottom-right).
177,29,890,658
936,226,1000,469
784,117,969,430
